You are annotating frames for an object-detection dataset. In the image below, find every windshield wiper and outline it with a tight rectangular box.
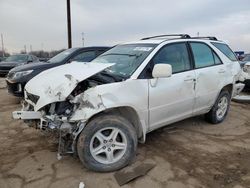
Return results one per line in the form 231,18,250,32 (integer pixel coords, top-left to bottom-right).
101,53,141,58
100,70,126,82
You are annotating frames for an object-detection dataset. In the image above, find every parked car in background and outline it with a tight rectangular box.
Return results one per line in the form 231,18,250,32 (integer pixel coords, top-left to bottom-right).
0,54,39,77
13,34,246,172
239,54,250,89
0,57,6,62
6,47,110,97
39,57,50,62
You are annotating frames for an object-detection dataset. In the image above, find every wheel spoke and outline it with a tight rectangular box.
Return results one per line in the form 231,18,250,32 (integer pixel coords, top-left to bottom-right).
109,128,119,141
217,109,222,116
106,150,114,162
223,97,227,105
114,142,126,150
95,132,107,143
222,105,227,111
92,145,105,156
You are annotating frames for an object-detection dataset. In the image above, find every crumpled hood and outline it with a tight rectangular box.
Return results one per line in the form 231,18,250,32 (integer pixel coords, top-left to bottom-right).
25,62,114,111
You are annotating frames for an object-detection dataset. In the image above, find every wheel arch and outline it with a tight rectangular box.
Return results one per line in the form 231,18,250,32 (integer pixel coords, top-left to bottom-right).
85,106,146,143
208,83,233,112
221,83,233,97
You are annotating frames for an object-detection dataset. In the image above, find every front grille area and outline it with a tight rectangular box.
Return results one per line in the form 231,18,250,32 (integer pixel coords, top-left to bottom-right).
26,91,40,104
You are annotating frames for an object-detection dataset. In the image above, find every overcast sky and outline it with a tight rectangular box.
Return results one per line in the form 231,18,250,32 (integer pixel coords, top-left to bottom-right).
0,0,250,54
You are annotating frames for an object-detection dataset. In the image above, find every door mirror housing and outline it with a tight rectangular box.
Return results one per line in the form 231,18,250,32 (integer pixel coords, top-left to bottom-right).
152,64,172,78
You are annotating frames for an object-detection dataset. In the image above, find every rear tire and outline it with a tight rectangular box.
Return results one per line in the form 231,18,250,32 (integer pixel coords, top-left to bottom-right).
205,90,231,124
77,115,137,172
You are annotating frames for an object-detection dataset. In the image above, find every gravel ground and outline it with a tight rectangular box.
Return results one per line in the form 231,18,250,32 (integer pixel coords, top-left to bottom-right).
0,78,250,188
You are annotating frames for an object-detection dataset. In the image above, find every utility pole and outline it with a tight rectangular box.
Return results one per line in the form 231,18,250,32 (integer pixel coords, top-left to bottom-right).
1,34,5,57
30,45,33,53
24,45,27,54
82,32,85,47
67,0,72,48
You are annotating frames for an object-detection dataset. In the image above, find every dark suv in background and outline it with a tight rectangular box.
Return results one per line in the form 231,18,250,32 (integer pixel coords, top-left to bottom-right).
0,54,39,77
6,47,110,97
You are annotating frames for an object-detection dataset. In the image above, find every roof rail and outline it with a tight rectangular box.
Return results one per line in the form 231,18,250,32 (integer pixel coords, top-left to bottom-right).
191,36,218,41
141,34,191,40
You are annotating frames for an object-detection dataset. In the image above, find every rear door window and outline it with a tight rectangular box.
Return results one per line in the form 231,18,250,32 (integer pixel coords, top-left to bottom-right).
190,42,221,68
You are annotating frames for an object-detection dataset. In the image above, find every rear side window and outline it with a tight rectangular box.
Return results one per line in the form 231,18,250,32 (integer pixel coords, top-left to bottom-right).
211,42,237,61
190,42,222,68
153,43,191,73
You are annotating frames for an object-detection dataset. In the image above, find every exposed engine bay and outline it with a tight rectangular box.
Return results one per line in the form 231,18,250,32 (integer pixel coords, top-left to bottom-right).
19,71,124,159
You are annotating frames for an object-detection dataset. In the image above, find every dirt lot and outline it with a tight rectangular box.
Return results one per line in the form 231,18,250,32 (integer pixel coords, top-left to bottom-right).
0,78,250,188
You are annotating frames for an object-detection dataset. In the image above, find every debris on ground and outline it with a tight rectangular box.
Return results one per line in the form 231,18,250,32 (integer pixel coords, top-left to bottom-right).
114,161,156,186
79,182,85,188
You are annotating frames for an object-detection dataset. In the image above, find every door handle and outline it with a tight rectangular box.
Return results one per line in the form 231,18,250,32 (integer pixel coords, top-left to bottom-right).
184,75,195,81
218,69,225,73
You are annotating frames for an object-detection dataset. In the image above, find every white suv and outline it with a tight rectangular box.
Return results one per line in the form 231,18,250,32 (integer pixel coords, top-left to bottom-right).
13,34,245,172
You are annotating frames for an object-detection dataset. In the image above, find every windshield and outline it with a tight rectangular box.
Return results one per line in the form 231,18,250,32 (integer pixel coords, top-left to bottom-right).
48,48,78,63
5,55,28,62
243,55,250,61
93,44,156,78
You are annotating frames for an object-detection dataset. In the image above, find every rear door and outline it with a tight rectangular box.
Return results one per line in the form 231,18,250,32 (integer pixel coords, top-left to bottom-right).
148,42,196,130
189,42,226,114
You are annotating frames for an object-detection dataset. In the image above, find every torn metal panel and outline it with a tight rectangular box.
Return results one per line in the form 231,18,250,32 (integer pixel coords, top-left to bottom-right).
69,80,149,125
25,62,114,111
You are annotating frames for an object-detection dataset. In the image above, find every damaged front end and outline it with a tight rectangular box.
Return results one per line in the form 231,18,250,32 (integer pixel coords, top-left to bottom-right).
12,62,119,158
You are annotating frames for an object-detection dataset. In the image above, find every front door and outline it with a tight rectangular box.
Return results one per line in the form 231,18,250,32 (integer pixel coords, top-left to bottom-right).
148,42,195,130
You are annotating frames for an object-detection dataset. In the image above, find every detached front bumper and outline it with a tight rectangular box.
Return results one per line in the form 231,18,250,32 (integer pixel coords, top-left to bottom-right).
12,111,42,120
232,83,245,97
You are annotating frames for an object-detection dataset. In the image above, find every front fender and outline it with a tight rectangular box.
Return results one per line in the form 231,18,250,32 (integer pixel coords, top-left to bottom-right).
69,86,146,122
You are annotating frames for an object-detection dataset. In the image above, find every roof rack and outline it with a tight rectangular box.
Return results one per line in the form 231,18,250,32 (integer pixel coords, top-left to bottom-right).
191,36,218,41
141,34,191,40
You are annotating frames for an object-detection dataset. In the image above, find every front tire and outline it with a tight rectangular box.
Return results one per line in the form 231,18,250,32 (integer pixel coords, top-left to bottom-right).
77,115,137,172
205,90,231,124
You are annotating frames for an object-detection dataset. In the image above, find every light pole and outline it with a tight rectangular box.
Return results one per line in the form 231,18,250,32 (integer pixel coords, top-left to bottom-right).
82,32,85,47
1,34,5,57
67,0,72,48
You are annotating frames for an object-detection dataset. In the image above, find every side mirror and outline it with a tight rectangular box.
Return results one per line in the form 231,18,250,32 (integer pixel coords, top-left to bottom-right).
152,64,172,78
27,60,33,63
